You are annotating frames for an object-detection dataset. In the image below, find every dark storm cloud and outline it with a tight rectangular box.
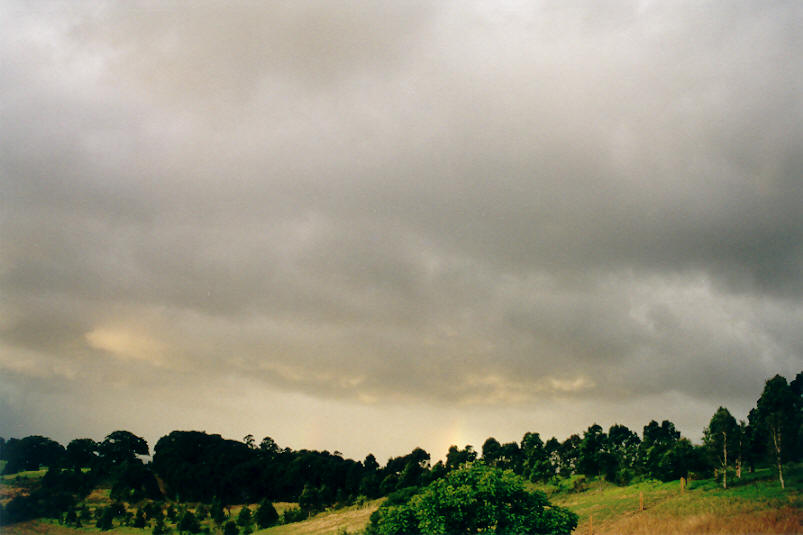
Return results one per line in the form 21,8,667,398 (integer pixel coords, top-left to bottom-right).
1,1,801,449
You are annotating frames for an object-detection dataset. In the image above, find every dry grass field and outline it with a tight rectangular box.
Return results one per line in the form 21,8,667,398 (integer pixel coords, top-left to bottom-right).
586,506,801,534
256,500,382,535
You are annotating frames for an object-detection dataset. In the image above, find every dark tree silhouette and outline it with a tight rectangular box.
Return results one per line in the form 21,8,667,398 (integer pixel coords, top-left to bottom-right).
66,439,98,470
2,435,65,474
756,375,799,488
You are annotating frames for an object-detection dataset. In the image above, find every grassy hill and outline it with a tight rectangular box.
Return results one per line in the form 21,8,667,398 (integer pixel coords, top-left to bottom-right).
1,465,800,534
248,467,801,535
536,466,801,534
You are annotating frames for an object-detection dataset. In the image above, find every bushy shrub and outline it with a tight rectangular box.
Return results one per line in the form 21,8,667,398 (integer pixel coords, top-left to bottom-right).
255,499,279,528
222,520,238,535
133,508,147,528
367,462,577,535
236,505,252,528
570,475,588,493
281,506,306,524
178,510,201,534
383,486,419,506
615,468,635,486
96,507,114,531
152,517,170,535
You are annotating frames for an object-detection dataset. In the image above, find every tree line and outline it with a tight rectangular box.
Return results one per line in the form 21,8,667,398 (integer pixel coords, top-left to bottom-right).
0,372,800,527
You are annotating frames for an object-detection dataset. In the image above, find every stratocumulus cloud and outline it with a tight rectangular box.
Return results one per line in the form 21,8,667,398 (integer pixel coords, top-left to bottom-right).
1,1,801,460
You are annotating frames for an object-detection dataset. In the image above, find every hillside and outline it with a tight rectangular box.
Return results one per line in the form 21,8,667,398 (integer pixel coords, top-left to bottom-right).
244,467,801,535
1,465,800,534
540,466,802,534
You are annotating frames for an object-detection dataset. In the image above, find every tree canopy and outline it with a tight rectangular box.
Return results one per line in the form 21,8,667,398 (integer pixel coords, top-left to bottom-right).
367,463,577,535
755,374,800,488
704,407,739,488
2,435,65,474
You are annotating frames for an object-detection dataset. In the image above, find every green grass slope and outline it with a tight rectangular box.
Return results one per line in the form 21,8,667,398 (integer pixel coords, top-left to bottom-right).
539,466,802,534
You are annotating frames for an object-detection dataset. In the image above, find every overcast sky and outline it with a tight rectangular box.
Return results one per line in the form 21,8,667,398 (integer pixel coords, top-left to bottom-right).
1,1,801,463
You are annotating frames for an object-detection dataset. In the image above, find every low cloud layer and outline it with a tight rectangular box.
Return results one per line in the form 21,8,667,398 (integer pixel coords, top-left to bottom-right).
1,1,801,459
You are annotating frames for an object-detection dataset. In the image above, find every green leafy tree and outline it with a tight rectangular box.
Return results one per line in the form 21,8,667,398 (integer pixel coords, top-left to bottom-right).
109,502,126,519
577,424,608,477
429,460,447,482
481,437,502,466
223,520,238,535
497,442,522,472
210,499,226,525
520,432,552,482
255,499,279,528
144,502,164,522
96,507,114,531
110,459,161,502
656,438,695,481
152,517,169,535
364,453,380,472
398,461,423,489
558,435,581,477
736,420,747,478
281,507,306,524
99,431,148,468
639,420,681,480
444,445,477,472
398,447,431,489
544,438,561,479
367,463,577,535
66,439,98,470
756,374,799,488
379,474,399,496
80,505,92,523
2,435,65,474
704,407,739,488
791,371,803,460
236,506,252,528
359,473,380,498
607,424,640,484
744,408,766,473
133,508,147,528
64,508,78,526
178,511,201,534
299,483,322,513
259,436,279,457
